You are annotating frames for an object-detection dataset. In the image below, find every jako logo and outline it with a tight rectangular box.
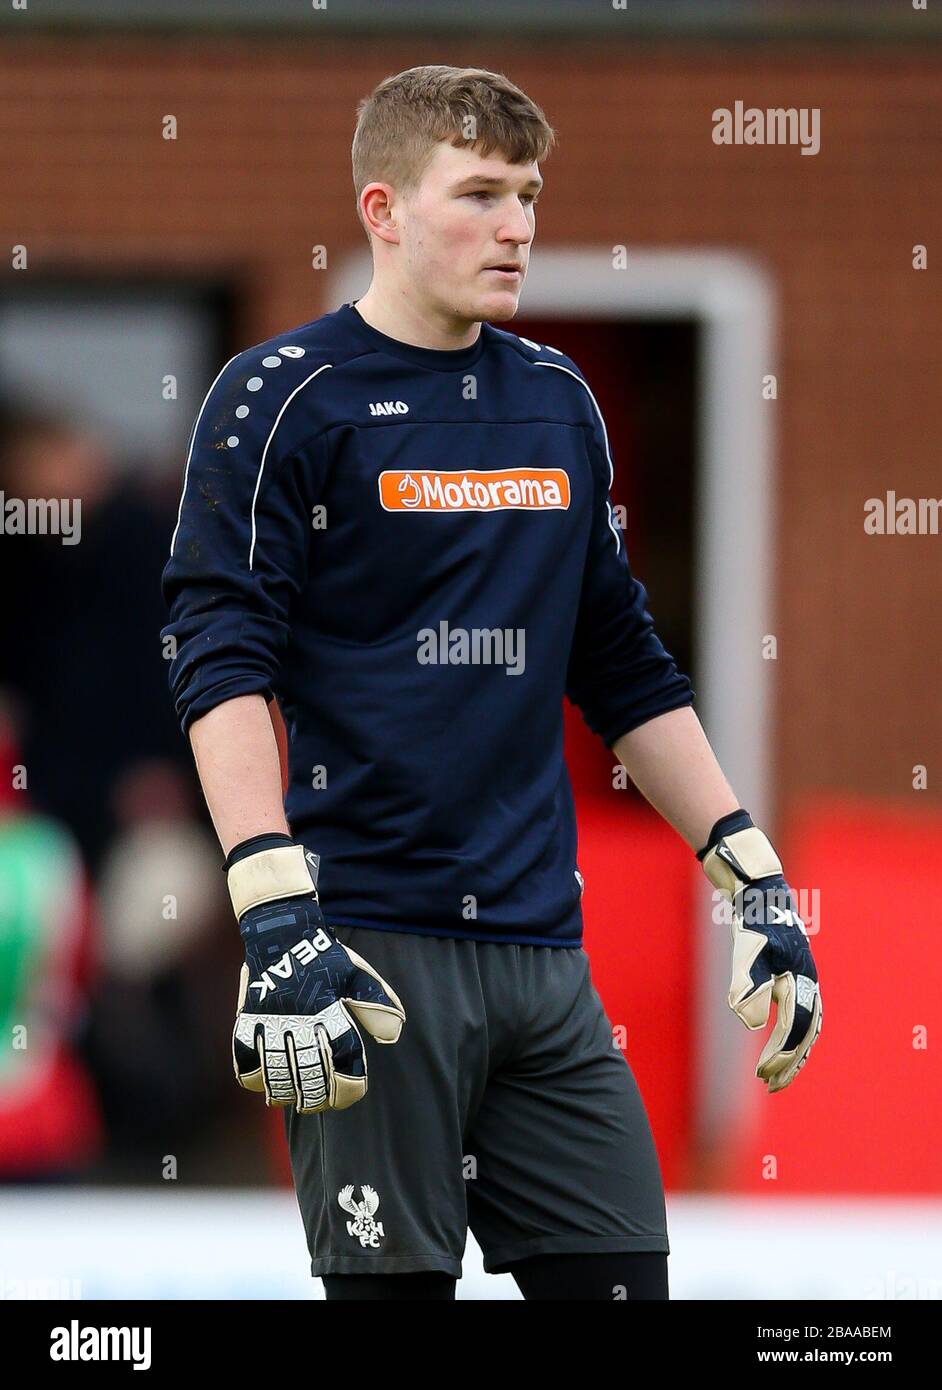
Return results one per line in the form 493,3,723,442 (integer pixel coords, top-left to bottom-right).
379,468,571,512
369,400,409,415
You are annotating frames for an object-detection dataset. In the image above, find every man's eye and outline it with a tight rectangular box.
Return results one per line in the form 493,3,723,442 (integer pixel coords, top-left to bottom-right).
463,190,538,205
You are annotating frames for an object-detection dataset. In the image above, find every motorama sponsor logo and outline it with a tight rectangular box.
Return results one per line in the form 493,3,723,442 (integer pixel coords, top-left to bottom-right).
379,468,570,512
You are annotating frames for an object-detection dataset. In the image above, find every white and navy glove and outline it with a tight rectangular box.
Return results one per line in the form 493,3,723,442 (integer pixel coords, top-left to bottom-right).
225,833,405,1113
698,809,822,1094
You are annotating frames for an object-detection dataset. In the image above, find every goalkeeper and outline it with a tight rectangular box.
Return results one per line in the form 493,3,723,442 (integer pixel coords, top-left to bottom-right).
161,64,820,1303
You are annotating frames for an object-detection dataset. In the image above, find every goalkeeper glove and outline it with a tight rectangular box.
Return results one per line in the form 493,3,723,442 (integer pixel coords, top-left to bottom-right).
698,809,822,1094
225,833,405,1113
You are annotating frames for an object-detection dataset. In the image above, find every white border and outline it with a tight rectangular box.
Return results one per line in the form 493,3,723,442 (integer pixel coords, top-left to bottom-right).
329,248,777,1148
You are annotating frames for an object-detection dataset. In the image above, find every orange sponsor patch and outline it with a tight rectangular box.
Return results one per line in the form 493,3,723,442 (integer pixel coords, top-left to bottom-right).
378,468,570,512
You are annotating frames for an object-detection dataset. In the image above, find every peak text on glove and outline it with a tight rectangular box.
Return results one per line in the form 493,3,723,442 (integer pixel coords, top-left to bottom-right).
250,929,333,1002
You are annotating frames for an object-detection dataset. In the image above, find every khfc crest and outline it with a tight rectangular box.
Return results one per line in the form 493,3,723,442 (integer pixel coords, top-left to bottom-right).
338,1184,385,1247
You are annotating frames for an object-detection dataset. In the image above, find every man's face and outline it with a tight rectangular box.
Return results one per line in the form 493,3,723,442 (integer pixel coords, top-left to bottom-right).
396,141,541,325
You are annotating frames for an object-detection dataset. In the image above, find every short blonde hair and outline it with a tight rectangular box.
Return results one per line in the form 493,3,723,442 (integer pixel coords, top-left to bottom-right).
352,65,556,235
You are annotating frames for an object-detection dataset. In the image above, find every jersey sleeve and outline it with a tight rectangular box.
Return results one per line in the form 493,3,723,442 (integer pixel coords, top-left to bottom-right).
160,354,318,736
565,381,694,748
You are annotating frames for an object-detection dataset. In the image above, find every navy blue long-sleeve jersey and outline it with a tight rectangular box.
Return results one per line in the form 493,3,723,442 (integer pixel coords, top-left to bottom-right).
161,301,693,946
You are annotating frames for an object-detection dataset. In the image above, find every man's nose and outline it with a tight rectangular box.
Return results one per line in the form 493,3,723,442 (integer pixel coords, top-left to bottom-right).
500,206,533,244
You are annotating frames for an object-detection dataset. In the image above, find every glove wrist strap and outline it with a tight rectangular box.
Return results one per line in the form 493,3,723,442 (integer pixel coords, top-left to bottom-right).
224,832,295,870
700,825,783,895
696,808,753,860
227,841,316,920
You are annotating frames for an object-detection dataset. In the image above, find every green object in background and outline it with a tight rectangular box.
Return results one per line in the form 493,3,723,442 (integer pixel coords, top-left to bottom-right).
0,817,79,1079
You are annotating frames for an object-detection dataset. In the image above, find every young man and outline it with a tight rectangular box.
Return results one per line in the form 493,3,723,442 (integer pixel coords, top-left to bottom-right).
161,65,822,1302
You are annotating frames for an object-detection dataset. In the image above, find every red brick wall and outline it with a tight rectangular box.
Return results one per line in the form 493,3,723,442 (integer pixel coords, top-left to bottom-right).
2,36,939,812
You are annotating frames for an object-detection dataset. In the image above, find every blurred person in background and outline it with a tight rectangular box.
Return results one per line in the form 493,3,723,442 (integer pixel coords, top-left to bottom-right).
80,753,241,1177
0,694,102,1180
0,400,248,1178
0,398,190,876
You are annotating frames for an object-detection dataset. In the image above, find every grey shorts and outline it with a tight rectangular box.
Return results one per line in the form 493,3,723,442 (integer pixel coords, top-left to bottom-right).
284,925,670,1278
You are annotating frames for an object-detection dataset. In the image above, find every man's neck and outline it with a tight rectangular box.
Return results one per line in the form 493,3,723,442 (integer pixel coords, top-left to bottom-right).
352,289,481,352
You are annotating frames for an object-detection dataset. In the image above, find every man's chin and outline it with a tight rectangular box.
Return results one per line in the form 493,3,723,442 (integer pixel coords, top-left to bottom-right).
472,290,521,323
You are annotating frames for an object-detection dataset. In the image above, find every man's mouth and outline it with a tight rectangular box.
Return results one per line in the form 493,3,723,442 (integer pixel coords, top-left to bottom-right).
484,264,522,278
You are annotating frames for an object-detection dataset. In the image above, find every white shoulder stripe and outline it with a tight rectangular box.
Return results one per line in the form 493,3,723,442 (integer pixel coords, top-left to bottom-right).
532,360,622,553
169,352,241,558
249,363,333,571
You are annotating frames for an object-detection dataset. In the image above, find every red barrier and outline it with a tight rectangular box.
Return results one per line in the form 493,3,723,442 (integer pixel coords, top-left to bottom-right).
578,795,696,1190
725,796,942,1194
